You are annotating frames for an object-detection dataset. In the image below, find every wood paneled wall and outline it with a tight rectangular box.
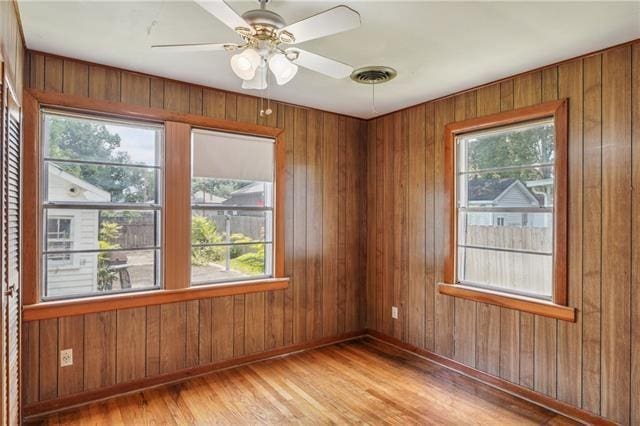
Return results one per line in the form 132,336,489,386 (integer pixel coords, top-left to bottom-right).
365,41,640,425
22,52,366,407
0,0,24,103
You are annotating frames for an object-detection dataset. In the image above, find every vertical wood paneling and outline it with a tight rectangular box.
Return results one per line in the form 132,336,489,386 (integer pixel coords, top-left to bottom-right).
44,56,63,93
337,116,347,335
557,59,584,406
62,60,88,97
474,83,501,376
145,305,161,376
89,66,120,102
433,98,455,357
453,92,477,367
601,45,632,425
39,319,58,400
160,302,187,374
244,293,266,354
185,300,200,368
198,299,212,365
513,72,541,390
582,53,602,415
407,105,426,348
366,120,376,330
150,77,164,109
120,72,150,107
164,81,190,113
534,66,559,398
212,296,235,361
57,316,84,396
631,43,640,426
23,321,40,405
83,312,116,390
424,103,436,351
322,112,339,337
293,108,308,343
116,308,146,383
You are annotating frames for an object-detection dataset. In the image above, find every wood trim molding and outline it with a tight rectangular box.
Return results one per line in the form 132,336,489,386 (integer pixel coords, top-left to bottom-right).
22,330,365,420
437,283,575,322
23,278,289,321
365,330,614,426
441,99,570,318
26,89,283,138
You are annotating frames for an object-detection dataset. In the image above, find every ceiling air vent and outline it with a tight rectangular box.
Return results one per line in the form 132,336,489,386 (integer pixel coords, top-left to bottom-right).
350,66,397,84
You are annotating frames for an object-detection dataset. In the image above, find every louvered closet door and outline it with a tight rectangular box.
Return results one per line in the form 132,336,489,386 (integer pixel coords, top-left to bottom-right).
2,75,21,426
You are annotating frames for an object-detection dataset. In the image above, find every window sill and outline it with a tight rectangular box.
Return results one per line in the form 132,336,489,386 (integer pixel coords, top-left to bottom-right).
437,283,575,322
23,277,289,321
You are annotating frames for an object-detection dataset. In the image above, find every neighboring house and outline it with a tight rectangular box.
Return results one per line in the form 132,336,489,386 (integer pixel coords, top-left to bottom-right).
467,178,548,227
222,182,267,207
192,190,226,205
46,164,110,297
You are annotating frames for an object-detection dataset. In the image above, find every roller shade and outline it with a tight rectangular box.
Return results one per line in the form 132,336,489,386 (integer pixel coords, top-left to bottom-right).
192,129,275,182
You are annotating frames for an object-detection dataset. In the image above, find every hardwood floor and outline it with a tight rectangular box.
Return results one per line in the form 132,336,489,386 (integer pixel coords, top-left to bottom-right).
31,338,576,425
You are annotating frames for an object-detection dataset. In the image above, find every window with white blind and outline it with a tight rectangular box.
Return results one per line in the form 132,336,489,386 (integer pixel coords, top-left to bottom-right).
190,129,275,285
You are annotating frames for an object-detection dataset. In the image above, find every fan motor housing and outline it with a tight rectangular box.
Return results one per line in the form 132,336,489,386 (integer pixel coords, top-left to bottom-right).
242,9,286,29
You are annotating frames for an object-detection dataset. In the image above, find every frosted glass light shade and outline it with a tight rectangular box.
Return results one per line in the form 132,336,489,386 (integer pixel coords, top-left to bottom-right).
242,64,267,90
230,48,261,80
268,53,298,85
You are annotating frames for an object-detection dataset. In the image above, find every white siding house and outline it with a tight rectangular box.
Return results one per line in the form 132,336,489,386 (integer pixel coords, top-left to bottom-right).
467,178,548,228
46,165,110,297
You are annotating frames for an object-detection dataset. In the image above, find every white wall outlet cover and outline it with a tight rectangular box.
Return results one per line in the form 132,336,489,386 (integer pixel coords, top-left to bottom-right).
391,306,398,319
60,348,73,367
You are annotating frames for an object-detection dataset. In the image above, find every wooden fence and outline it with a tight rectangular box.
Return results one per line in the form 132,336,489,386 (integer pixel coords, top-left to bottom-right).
461,225,553,297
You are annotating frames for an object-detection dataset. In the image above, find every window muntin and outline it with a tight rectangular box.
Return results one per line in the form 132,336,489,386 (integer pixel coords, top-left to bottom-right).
41,110,163,300
47,217,74,265
191,129,275,285
455,118,555,300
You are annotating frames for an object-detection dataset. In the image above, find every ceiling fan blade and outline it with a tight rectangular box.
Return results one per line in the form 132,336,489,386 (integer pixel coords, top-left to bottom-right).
279,6,360,44
151,42,236,52
195,0,251,33
288,49,353,79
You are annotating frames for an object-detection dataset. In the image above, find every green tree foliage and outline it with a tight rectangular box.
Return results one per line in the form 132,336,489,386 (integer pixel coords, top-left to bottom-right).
97,222,121,291
191,177,246,202
468,124,554,181
48,117,156,203
191,215,224,266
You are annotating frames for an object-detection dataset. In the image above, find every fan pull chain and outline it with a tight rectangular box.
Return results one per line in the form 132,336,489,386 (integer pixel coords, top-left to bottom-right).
371,82,378,114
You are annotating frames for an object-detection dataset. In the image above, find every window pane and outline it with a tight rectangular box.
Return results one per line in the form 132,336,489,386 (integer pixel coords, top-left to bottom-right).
192,210,271,244
43,112,161,166
458,246,552,299
191,243,272,284
45,209,159,252
458,212,553,253
44,249,160,299
459,167,554,208
460,119,554,172
192,178,272,208
46,161,158,204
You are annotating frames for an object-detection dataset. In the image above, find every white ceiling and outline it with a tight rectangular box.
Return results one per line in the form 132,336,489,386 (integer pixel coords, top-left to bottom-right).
18,1,640,119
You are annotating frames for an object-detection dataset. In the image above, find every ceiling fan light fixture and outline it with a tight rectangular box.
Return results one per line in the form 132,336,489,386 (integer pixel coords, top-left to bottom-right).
269,53,298,85
230,48,261,80
242,64,268,90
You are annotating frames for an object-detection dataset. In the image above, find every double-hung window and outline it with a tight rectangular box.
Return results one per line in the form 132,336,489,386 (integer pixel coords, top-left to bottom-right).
439,100,573,321
42,110,163,300
190,129,275,285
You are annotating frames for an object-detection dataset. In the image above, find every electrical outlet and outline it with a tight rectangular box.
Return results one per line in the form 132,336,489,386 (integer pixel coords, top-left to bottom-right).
60,349,73,367
391,306,398,319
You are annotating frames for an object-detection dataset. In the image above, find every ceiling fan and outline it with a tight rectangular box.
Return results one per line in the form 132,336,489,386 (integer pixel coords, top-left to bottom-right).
152,0,361,90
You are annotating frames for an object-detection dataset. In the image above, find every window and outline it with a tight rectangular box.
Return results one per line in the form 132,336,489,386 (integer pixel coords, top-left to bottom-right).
439,100,573,321
42,110,163,300
190,129,275,285
47,217,74,265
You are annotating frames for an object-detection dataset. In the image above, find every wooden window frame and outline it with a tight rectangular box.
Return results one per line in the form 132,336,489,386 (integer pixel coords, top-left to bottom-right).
437,99,575,322
22,89,288,321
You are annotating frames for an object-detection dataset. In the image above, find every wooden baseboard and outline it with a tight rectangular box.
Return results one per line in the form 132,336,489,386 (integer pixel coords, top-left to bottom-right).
23,330,365,421
364,329,614,426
